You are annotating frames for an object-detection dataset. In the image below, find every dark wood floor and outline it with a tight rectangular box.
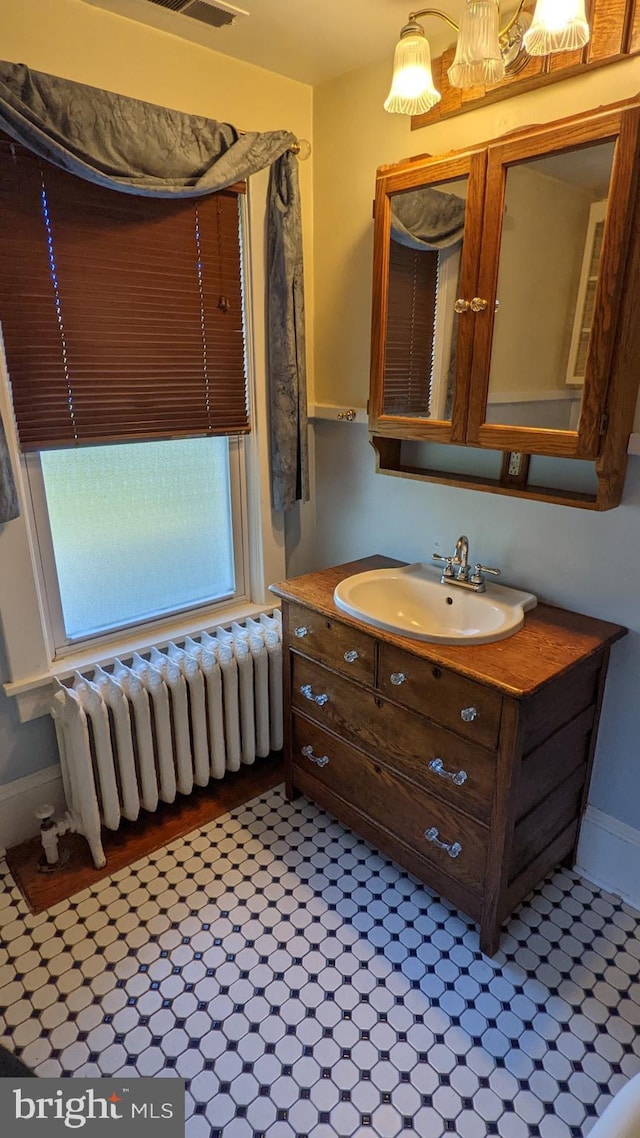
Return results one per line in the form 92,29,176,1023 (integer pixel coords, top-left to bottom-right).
6,754,284,914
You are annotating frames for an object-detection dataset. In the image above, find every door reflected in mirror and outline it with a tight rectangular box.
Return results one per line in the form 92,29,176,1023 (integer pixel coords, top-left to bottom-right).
383,176,468,422
486,140,616,432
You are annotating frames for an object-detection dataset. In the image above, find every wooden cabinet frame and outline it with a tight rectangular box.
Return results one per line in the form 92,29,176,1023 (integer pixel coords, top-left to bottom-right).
370,149,487,445
369,98,640,509
467,107,640,460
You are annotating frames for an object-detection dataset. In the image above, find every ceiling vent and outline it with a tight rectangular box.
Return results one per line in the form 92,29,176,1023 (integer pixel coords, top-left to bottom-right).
143,0,248,28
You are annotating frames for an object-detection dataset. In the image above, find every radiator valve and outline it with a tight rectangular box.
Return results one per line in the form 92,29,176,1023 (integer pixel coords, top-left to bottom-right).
35,805,74,872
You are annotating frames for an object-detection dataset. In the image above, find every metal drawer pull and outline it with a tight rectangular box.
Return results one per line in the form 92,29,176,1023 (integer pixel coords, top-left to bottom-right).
344,649,359,663
294,626,309,638
429,757,468,786
424,827,462,859
302,744,329,768
460,706,478,722
299,683,329,707
390,672,406,686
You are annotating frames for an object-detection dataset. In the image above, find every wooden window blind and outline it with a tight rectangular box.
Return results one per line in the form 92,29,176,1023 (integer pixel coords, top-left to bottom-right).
0,135,249,450
383,240,437,417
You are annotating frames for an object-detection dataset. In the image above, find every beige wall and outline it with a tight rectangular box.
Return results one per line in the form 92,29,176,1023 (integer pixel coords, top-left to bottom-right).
1,0,311,133
313,54,640,421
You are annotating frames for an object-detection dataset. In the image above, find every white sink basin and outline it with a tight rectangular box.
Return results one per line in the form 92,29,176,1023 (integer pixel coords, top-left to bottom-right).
333,563,537,645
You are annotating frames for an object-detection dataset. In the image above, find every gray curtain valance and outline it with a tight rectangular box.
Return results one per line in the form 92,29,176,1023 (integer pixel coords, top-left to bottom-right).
391,187,466,251
0,61,308,514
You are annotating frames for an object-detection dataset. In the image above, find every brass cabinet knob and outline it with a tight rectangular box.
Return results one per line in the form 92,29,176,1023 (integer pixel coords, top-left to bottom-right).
454,298,470,314
470,297,489,312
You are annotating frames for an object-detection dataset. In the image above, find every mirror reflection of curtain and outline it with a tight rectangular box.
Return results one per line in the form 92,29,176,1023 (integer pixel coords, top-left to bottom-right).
390,188,465,250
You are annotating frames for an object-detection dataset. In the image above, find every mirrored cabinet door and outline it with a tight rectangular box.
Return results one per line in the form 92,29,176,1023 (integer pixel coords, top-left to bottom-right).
466,108,640,459
370,150,486,443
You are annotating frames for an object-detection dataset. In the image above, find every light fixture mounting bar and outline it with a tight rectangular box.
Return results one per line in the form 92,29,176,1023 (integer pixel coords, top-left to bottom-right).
409,2,530,45
499,0,529,39
408,8,460,34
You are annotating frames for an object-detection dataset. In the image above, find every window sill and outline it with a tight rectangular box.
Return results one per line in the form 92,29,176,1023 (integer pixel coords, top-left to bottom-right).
4,598,281,724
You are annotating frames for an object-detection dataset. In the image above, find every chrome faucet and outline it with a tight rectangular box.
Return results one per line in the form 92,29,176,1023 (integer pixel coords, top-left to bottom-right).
432,535,501,593
454,535,470,582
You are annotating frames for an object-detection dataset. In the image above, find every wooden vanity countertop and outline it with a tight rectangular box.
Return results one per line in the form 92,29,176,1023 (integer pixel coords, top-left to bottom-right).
270,555,626,699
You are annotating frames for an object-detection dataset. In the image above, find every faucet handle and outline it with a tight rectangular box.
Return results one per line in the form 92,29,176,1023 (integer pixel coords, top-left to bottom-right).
433,553,455,579
470,563,501,585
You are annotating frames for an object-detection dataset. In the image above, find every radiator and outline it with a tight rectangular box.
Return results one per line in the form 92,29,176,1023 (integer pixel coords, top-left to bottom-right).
49,612,282,868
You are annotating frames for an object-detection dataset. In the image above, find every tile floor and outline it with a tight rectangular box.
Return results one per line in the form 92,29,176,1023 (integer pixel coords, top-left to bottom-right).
1,786,640,1138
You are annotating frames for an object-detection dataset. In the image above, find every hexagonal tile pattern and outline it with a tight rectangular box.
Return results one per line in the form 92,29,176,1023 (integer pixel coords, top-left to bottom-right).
1,786,639,1138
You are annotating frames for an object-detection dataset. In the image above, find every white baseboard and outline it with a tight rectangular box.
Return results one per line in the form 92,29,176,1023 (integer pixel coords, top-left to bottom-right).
576,805,640,912
0,765,65,854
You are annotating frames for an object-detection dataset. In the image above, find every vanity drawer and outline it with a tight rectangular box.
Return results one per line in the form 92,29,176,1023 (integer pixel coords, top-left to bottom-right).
292,714,487,893
286,602,376,685
378,644,502,749
291,655,496,820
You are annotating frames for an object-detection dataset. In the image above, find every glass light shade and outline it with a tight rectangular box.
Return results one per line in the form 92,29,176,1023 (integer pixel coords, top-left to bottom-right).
448,0,505,89
384,23,441,115
523,0,590,55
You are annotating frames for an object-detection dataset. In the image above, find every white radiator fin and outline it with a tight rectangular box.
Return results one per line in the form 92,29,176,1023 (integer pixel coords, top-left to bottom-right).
51,612,282,868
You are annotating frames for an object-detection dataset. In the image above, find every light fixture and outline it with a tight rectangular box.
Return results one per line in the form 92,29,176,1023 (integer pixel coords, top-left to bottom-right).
523,0,590,55
449,0,505,88
384,20,443,114
385,0,591,116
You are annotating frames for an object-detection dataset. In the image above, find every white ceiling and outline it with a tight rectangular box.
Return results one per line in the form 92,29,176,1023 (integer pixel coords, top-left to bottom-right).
83,0,465,86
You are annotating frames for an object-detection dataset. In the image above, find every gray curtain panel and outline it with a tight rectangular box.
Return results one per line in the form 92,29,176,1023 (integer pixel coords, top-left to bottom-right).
0,415,19,523
391,186,466,250
268,153,309,510
0,61,309,513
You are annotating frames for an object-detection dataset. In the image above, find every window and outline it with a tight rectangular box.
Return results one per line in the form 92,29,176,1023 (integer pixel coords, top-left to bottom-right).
27,436,247,646
0,135,253,653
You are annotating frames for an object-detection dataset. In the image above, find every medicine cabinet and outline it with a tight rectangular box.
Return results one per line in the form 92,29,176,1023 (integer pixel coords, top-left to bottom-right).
369,99,640,509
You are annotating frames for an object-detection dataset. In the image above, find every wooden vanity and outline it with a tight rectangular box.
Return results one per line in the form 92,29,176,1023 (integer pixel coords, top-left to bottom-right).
271,556,625,955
